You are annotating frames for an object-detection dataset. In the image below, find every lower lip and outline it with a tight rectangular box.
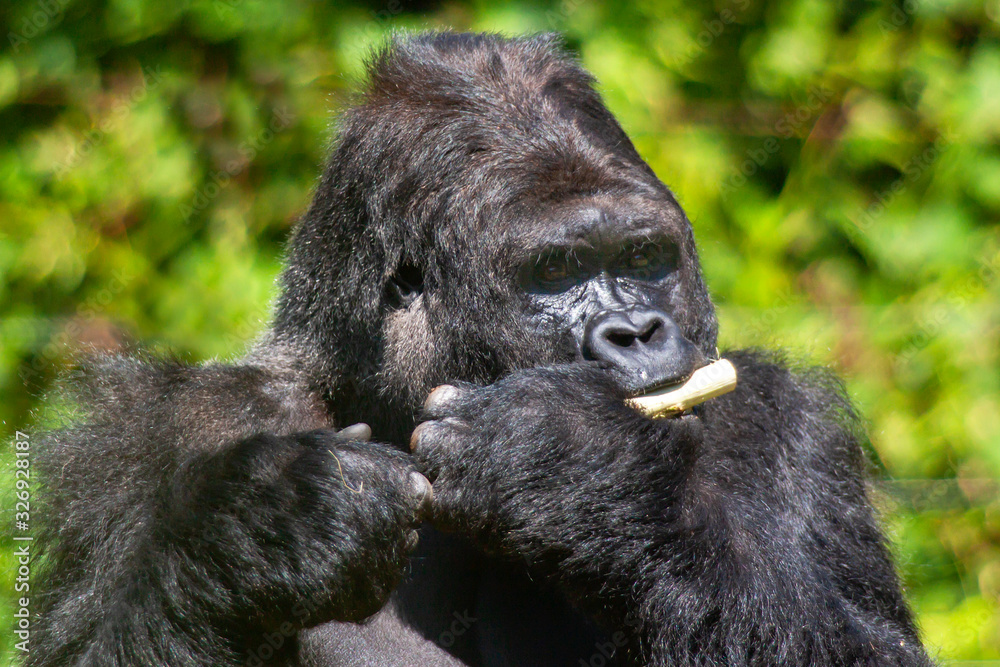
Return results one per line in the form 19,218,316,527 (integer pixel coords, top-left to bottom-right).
635,380,683,397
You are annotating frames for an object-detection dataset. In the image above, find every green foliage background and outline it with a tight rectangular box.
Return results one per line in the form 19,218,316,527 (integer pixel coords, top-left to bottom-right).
1,0,999,662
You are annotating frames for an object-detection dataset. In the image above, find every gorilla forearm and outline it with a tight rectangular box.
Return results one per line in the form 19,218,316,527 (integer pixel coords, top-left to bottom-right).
32,356,425,666
29,578,249,667
635,352,929,665
413,351,928,665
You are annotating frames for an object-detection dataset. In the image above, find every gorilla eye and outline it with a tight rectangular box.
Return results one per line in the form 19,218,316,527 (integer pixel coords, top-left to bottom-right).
540,258,570,282
629,250,651,268
521,250,581,293
618,241,675,281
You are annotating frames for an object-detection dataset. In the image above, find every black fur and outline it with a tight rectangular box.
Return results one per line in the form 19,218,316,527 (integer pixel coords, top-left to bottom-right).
32,33,931,666
412,353,929,664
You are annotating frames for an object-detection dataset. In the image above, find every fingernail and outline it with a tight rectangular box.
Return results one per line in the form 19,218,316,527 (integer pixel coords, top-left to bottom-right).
409,422,428,452
337,423,372,441
424,385,459,412
408,471,433,517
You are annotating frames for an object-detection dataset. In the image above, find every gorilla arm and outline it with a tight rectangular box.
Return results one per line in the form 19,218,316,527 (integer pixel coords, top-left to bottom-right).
31,355,430,667
410,352,933,666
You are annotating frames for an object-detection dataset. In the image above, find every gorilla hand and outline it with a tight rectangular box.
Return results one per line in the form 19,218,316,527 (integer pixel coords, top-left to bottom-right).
409,365,693,610
165,427,433,634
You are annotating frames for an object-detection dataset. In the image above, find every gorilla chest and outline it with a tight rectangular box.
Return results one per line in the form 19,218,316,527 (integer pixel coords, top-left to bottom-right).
304,531,613,666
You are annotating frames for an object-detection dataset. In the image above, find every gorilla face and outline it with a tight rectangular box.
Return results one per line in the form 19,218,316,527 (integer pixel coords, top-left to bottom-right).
383,179,718,405
510,195,709,394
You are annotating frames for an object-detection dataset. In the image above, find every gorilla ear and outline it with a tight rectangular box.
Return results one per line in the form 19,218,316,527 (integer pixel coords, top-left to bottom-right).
386,260,424,309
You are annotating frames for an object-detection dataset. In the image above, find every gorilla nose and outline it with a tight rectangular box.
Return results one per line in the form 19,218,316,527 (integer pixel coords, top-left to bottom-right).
582,308,706,393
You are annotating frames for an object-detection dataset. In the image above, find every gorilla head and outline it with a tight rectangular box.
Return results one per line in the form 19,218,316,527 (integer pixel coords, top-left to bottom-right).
272,33,718,441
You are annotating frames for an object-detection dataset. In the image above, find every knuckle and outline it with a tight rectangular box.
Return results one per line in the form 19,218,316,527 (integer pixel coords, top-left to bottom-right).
424,384,461,411
409,420,432,452
410,417,467,454
335,422,372,442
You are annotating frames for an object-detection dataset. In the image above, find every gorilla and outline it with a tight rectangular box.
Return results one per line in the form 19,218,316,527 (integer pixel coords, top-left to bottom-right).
32,32,933,666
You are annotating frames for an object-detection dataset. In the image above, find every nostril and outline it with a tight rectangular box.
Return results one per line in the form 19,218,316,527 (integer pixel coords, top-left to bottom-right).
606,331,636,348
638,319,663,344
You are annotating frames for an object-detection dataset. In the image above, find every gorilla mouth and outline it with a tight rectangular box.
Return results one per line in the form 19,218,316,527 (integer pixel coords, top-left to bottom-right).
628,359,706,398
635,370,697,396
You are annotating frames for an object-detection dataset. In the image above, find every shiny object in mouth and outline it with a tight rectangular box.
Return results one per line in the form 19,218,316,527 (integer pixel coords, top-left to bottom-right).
626,359,738,419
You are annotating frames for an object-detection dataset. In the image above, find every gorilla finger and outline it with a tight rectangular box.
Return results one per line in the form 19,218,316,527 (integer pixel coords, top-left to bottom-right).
409,419,471,477
406,471,434,521
296,428,372,451
409,421,431,452
335,422,372,442
419,478,474,535
422,384,469,419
